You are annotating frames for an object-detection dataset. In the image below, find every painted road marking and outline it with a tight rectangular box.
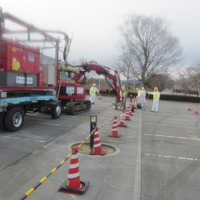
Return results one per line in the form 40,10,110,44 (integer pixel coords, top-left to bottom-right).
144,153,200,162
144,133,200,142
28,121,74,128
133,110,142,200
0,135,46,143
144,116,190,122
144,123,200,130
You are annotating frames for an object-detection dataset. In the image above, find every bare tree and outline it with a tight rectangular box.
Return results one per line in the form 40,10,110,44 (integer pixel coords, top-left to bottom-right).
176,66,200,96
117,15,183,86
147,73,175,91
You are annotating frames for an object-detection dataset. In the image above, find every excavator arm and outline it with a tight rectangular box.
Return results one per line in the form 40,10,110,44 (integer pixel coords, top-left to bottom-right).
72,62,122,103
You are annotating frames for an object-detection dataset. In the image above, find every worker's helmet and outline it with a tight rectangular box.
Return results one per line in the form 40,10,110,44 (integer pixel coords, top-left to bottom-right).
93,83,96,86
142,87,144,90
136,88,139,91
154,87,158,91
122,87,125,91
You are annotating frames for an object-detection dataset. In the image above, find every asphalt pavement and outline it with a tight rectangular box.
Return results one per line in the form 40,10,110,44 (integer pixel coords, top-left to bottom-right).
1,97,200,200
0,96,142,200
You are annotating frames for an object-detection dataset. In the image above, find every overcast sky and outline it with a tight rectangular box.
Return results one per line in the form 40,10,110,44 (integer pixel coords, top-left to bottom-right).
1,0,200,69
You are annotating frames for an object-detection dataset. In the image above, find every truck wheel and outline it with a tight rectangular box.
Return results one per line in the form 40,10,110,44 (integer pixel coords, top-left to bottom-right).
51,103,61,119
4,107,24,132
0,112,6,130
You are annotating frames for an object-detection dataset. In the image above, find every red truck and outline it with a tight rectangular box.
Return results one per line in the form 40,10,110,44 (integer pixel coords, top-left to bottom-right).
0,9,64,131
0,8,122,131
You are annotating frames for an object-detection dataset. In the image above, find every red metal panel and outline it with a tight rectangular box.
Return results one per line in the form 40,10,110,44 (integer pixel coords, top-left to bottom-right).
0,39,40,74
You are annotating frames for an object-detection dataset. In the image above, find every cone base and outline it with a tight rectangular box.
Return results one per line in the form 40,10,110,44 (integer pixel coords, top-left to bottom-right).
118,124,127,128
91,151,106,156
58,180,89,194
194,112,199,115
108,134,121,138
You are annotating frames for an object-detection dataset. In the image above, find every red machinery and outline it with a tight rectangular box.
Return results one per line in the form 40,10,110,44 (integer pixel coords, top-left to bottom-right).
0,8,123,131
57,62,122,114
0,9,62,131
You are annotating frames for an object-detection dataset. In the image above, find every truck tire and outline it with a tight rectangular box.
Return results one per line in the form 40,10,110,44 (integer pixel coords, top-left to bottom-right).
4,107,24,132
51,103,61,119
0,112,6,130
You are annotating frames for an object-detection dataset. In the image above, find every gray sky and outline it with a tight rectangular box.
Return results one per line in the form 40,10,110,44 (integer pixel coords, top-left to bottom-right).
1,0,200,68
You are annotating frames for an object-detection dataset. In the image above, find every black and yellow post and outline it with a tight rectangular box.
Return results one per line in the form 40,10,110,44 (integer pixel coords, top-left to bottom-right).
90,115,97,150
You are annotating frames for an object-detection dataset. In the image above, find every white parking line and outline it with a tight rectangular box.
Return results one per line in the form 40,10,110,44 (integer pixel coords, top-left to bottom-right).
30,122,74,128
36,122,62,127
144,123,200,130
0,135,46,143
144,116,190,122
133,111,142,200
144,153,200,162
144,133,200,142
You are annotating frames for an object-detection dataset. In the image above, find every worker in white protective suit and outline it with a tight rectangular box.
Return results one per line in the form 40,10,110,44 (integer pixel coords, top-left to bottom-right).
120,87,127,102
120,87,127,109
135,87,140,100
151,87,160,112
89,83,99,104
138,87,146,108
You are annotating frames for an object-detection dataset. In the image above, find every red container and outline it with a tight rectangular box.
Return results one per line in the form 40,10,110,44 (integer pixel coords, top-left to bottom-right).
0,39,40,74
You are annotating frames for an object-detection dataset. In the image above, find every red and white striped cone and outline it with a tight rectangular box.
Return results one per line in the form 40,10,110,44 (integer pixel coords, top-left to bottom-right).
118,112,127,128
91,127,105,155
125,108,131,121
108,116,121,137
134,102,137,110
194,105,199,115
188,103,192,111
59,146,89,194
133,98,138,110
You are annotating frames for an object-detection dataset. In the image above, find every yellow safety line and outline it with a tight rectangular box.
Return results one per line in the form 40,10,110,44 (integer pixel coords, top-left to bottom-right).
25,188,34,196
19,111,122,200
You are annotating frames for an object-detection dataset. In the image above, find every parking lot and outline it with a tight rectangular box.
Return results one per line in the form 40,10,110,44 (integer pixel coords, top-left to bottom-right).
0,96,200,200
142,100,200,200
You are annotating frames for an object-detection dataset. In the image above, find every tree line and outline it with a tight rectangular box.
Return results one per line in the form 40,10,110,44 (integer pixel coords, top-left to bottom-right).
115,14,200,94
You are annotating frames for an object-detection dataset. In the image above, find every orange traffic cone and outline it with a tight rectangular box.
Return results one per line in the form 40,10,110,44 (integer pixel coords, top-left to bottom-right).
194,105,199,115
59,146,89,194
125,108,131,121
188,103,192,111
118,111,127,128
91,127,105,155
108,116,121,138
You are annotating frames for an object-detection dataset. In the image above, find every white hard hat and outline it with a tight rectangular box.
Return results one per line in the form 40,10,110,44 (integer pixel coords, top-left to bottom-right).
142,87,144,90
93,83,96,86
